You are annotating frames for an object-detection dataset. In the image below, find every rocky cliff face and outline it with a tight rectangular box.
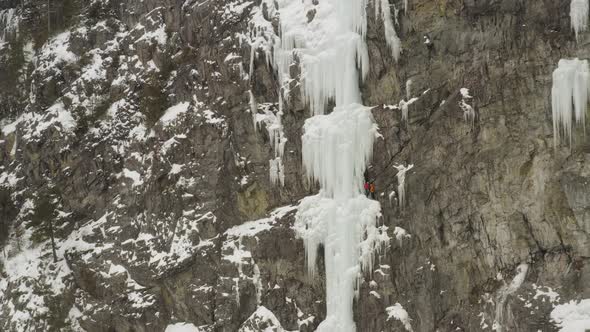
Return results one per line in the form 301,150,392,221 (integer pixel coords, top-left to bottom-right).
0,0,589,331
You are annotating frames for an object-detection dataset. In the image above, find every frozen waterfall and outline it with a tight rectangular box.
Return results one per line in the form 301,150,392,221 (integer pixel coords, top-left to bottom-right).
295,105,388,332
276,0,392,330
551,58,589,147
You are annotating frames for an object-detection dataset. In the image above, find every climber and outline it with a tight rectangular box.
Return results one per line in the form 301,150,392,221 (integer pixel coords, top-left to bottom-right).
369,181,376,199
364,181,370,197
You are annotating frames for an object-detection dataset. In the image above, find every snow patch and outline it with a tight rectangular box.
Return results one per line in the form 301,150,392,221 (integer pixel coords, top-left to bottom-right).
386,303,413,331
551,299,590,332
165,322,204,332
393,226,411,242
160,102,191,125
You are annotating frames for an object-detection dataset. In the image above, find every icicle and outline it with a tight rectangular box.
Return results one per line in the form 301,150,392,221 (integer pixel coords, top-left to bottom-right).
551,58,589,147
267,94,287,186
398,97,417,126
400,100,409,124
406,79,413,100
459,88,475,127
394,164,413,208
249,90,258,130
378,0,402,61
269,157,285,186
570,0,589,41
253,264,262,306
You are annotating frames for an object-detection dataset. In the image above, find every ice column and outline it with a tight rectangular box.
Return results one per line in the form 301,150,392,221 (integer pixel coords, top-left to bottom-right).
394,164,414,208
551,58,589,147
268,0,393,330
296,105,388,332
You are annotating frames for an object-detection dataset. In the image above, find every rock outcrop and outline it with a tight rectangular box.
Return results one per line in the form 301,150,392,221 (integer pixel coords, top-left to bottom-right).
0,0,588,331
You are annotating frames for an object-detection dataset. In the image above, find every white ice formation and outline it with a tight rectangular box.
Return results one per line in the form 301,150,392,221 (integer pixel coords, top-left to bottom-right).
570,0,589,41
262,0,394,330
248,0,400,329
296,103,389,332
394,164,414,208
551,58,589,147
302,104,379,199
459,88,475,127
375,0,402,61
551,299,590,332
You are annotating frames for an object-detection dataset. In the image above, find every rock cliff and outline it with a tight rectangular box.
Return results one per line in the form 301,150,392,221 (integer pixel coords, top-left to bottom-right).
0,0,589,331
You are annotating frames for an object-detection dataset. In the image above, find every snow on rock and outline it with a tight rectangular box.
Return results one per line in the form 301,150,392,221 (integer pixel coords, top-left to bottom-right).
394,164,413,208
551,299,590,332
34,102,77,135
36,31,79,73
551,58,589,147
386,303,413,331
393,226,411,242
67,305,83,331
160,102,191,125
121,168,143,187
223,205,296,304
532,284,560,303
169,163,184,175
302,104,379,199
570,0,589,40
148,212,217,271
5,102,77,141
0,212,116,331
135,23,167,47
165,322,204,332
225,205,297,242
238,306,286,332
0,171,20,188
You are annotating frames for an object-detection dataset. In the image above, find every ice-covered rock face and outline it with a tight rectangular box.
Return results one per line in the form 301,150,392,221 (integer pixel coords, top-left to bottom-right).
1,0,590,332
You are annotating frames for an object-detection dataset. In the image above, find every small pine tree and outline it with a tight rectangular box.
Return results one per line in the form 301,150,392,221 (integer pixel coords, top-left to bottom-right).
28,188,61,262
